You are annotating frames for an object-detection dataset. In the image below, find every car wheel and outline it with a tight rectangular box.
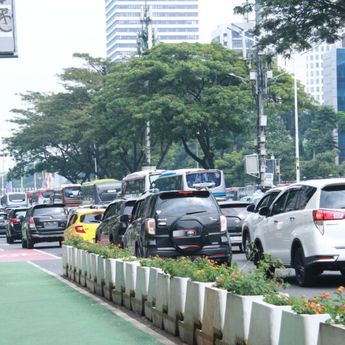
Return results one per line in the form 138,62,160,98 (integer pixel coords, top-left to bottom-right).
294,246,315,287
243,231,252,261
6,235,13,244
27,236,34,249
22,238,27,249
144,246,153,258
253,241,264,267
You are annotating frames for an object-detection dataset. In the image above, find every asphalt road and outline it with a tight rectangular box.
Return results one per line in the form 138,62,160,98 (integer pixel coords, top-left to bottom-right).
1,236,344,298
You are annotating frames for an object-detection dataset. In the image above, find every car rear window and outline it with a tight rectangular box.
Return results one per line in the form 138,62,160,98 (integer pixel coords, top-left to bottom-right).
220,205,250,219
9,193,26,202
157,191,218,216
13,210,26,218
33,207,66,217
320,185,345,209
80,213,103,224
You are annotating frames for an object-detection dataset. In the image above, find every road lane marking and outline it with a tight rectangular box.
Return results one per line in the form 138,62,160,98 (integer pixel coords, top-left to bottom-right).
34,249,61,260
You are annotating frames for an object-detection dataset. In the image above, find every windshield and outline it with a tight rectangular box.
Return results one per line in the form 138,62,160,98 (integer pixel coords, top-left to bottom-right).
157,194,218,217
80,213,103,224
8,193,26,202
320,185,345,208
33,206,66,217
42,190,54,198
186,171,221,188
64,188,81,199
13,210,27,218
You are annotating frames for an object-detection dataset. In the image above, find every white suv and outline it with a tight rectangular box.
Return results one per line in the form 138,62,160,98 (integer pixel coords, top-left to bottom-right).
242,187,284,260
253,179,345,286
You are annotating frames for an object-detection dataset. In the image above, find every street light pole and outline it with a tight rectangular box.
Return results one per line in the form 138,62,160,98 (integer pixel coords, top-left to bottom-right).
294,70,300,182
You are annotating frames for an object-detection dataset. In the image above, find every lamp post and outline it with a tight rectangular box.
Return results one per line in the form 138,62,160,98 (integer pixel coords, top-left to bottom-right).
294,68,300,182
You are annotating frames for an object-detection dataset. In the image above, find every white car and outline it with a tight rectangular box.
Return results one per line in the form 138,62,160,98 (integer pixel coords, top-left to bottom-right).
241,187,284,260
253,178,345,286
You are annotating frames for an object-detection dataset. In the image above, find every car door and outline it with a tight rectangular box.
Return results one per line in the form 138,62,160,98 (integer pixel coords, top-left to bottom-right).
97,204,115,243
258,191,289,260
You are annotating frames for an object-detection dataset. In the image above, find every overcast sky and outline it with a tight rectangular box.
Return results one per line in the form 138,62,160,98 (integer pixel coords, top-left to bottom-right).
0,0,243,162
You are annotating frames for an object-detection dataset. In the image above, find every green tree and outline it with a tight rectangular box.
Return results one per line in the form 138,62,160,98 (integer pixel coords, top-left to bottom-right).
235,0,345,55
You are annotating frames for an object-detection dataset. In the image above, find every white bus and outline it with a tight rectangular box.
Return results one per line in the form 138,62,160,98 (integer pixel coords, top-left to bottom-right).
152,168,226,200
121,169,165,198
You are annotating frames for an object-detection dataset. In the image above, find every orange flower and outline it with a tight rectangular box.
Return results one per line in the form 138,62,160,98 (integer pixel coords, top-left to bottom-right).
322,292,330,299
338,305,345,311
337,286,345,294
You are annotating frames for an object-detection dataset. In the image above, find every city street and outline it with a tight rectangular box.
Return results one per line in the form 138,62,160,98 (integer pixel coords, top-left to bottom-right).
1,236,344,298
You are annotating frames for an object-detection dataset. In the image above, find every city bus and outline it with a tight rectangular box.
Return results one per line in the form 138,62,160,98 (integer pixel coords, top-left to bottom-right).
31,189,54,205
0,192,29,209
121,168,165,198
50,184,82,208
153,168,226,200
81,179,121,205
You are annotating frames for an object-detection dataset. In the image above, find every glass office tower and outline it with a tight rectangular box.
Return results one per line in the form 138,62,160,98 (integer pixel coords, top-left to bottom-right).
105,0,200,61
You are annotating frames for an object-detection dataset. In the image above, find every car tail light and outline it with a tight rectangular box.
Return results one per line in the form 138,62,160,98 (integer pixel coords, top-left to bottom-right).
178,191,193,195
10,218,19,223
75,225,85,233
145,218,156,235
313,209,345,235
29,217,36,230
220,215,227,233
128,215,132,223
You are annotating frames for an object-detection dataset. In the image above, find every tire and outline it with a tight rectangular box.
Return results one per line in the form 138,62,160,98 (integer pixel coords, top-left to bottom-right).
27,236,34,249
22,238,27,249
253,241,264,267
144,246,153,258
294,246,315,287
6,236,13,244
243,231,252,261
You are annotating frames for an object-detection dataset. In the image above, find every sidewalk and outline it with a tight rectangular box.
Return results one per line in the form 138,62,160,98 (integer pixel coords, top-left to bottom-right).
0,261,164,345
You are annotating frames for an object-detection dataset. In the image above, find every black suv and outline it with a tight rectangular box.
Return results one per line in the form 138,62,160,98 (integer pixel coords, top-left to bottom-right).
126,190,231,264
95,198,136,247
21,204,67,249
6,207,28,243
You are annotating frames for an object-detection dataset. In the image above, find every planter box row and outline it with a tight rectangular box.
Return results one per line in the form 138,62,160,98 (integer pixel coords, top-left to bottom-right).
62,245,345,345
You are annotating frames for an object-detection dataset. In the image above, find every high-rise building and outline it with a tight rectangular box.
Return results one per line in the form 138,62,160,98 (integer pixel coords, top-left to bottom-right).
323,47,345,162
211,21,255,59
105,0,200,61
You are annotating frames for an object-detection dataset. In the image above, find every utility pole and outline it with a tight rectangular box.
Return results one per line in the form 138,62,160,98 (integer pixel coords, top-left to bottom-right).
254,2,267,188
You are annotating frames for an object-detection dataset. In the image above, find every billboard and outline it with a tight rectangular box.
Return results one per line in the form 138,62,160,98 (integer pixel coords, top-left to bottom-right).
0,0,17,58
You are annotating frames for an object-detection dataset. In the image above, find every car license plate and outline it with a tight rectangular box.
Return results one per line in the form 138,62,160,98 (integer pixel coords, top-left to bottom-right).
44,221,58,228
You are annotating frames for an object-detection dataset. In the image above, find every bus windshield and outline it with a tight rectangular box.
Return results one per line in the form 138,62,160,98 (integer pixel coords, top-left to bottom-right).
186,171,221,188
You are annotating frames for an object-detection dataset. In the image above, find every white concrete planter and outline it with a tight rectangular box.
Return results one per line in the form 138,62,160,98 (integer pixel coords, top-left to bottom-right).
79,249,87,287
218,293,263,345
248,300,292,345
103,258,118,301
144,267,162,321
67,246,75,280
62,244,70,277
178,280,215,345
123,261,140,310
278,310,330,345
195,286,227,345
88,253,98,294
318,322,345,345
95,256,106,296
85,252,93,290
132,265,150,315
152,272,170,329
163,276,190,336
74,248,82,284
112,259,125,306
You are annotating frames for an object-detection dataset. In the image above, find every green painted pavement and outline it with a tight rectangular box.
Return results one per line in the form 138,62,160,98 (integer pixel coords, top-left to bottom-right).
0,262,163,345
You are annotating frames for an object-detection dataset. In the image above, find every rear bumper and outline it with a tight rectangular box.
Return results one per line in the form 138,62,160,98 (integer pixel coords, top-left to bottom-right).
305,255,345,271
146,244,231,263
30,232,64,243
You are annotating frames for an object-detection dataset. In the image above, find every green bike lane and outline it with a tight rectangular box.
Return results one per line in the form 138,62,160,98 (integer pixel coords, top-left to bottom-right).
0,261,164,345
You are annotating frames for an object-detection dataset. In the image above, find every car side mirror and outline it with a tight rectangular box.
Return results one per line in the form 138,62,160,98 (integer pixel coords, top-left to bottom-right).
258,206,270,217
246,204,255,212
120,214,129,223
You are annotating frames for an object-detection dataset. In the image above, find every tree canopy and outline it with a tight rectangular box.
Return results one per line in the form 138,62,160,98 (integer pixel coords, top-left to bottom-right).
235,0,345,55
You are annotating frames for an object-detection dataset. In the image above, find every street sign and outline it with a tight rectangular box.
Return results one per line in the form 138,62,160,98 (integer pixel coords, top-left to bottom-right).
245,154,259,177
264,173,274,187
0,0,17,58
